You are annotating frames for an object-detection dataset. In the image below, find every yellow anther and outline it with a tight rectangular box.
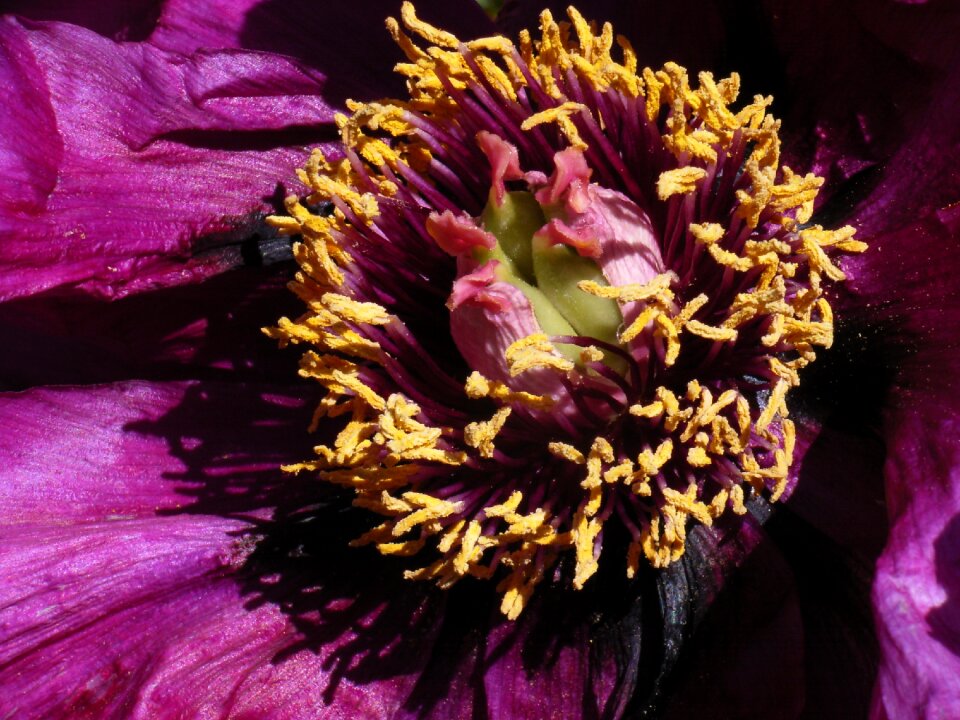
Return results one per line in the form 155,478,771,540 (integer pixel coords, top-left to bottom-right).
484,490,524,520
768,167,823,223
581,345,605,363
657,167,707,200
630,400,664,419
505,334,575,375
548,442,585,464
655,314,681,366
298,352,386,411
663,483,713,525
398,1,459,48
520,102,590,150
635,438,674,477
572,512,602,588
579,271,676,302
756,379,788,434
729,484,747,514
604,461,635,484
320,293,392,325
453,520,485,575
684,319,739,343
583,437,615,490
464,406,512,458
689,223,726,245
465,371,554,409
687,445,712,467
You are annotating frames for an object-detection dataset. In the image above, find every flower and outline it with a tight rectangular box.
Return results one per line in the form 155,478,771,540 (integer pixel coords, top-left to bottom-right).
0,2,958,719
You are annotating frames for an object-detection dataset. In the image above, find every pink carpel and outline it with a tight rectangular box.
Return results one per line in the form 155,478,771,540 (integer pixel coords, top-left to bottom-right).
533,148,593,212
426,210,497,256
448,260,512,311
476,131,523,206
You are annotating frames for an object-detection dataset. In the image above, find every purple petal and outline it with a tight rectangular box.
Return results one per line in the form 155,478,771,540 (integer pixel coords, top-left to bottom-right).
0,381,314,522
481,605,605,719
843,67,960,238
0,17,332,301
0,380,450,717
842,207,960,714
872,403,960,718
0,515,443,719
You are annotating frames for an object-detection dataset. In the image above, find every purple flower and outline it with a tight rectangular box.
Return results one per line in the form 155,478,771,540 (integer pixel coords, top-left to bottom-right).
1,1,959,718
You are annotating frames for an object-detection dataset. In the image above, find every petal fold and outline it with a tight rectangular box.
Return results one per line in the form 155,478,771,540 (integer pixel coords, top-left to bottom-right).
0,18,332,301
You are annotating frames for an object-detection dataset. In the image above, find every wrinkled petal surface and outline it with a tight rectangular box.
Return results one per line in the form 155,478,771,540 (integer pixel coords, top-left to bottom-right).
0,17,332,301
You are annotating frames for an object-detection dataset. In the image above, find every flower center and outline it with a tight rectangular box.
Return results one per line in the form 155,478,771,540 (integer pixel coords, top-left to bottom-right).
267,3,866,619
428,136,663,374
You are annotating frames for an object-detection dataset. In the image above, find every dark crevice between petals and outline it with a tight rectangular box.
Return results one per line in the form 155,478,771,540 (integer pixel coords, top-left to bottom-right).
796,311,895,435
154,124,338,152
624,502,768,718
3,0,163,41
655,507,880,719
0,221,305,392
768,509,879,719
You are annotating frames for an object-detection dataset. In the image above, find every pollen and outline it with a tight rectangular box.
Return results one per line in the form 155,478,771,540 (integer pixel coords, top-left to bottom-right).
268,3,866,620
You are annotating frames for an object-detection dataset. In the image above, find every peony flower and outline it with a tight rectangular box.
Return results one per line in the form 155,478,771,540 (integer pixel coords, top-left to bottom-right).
1,1,958,719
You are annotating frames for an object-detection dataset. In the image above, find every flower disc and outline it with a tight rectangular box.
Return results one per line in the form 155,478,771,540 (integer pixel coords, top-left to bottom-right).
268,3,865,619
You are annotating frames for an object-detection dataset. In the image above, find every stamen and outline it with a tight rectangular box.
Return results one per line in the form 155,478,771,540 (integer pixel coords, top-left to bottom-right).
268,3,867,619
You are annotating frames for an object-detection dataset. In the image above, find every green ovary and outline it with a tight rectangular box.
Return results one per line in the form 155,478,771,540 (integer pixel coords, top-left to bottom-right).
478,191,623,353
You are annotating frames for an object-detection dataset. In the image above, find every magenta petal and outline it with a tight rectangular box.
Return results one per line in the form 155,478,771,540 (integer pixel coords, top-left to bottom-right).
0,380,451,718
0,516,249,719
0,18,332,301
0,382,203,522
481,605,608,719
872,404,960,718
845,206,960,715
0,381,314,522
0,517,438,719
